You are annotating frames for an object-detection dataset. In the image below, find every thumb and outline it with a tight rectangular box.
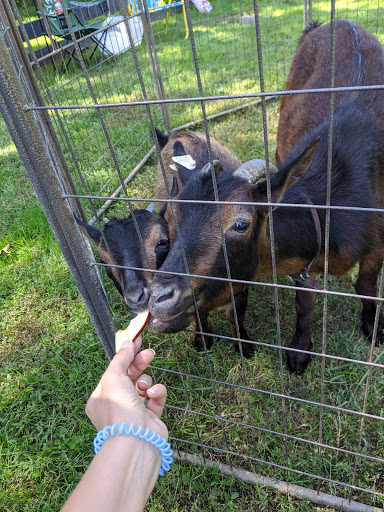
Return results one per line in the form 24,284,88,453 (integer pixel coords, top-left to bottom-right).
107,335,143,375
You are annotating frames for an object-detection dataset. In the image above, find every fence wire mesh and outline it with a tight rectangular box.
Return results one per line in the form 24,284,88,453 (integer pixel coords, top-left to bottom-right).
1,0,384,509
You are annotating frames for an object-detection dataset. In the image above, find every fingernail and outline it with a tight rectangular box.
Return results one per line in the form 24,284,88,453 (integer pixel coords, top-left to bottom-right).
149,348,156,356
137,376,151,386
148,385,160,395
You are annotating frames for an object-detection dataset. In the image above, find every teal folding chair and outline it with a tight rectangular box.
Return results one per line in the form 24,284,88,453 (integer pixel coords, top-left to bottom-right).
35,0,118,70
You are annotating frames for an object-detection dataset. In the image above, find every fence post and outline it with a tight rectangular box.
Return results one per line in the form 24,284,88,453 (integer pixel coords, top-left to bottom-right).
0,28,116,360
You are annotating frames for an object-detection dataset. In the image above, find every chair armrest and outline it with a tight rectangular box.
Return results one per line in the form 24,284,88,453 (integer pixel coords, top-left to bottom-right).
36,10,70,19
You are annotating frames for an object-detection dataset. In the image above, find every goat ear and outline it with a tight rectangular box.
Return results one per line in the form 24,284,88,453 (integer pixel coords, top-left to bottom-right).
284,137,320,189
158,203,167,217
171,176,179,197
155,128,169,149
178,167,191,186
173,140,186,157
176,163,192,187
248,138,319,207
74,215,102,245
172,140,193,186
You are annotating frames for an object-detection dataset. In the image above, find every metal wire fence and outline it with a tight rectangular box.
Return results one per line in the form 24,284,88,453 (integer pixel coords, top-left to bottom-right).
1,0,384,510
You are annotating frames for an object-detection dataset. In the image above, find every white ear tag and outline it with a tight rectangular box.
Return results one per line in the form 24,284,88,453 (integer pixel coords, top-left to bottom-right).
172,154,196,170
169,164,177,171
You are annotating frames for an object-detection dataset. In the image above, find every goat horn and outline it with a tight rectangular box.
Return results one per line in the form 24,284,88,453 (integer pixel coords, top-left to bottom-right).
146,203,156,213
233,159,278,183
201,159,224,175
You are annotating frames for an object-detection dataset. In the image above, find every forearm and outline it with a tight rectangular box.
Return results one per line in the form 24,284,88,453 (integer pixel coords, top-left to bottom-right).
61,436,161,512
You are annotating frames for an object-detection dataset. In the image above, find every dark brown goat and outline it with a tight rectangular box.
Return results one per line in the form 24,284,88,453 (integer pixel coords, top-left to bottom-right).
149,20,384,373
153,129,269,351
154,129,241,206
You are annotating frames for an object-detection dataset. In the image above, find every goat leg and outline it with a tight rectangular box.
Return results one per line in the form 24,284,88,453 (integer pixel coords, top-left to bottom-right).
193,311,213,351
226,288,253,358
287,281,316,374
355,250,384,344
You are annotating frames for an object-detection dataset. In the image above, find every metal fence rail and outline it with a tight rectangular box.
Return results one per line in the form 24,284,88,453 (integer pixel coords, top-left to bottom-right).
1,0,384,510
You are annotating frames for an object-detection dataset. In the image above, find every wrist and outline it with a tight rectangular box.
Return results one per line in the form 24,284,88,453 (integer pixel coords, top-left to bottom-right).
93,422,172,476
97,433,162,475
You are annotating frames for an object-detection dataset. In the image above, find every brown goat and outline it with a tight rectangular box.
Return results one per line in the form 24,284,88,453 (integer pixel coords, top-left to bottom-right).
276,20,384,164
148,20,384,373
154,129,242,206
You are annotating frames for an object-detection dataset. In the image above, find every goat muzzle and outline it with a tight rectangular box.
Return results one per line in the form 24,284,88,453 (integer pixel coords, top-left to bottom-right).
123,285,150,314
149,277,194,325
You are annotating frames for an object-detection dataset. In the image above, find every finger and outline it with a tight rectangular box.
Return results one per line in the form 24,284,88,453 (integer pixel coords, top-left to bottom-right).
146,384,167,419
136,374,153,401
107,335,143,375
132,335,143,356
90,379,102,398
121,334,143,355
127,348,155,382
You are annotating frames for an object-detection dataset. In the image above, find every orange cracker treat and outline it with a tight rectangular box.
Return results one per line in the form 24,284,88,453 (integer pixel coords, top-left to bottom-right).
115,310,150,352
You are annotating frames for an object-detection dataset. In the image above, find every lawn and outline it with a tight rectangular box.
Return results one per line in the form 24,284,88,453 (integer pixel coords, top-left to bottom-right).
1,0,384,510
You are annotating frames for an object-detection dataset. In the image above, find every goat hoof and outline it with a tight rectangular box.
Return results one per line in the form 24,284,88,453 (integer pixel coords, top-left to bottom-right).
361,322,384,344
235,340,255,358
286,349,312,374
194,334,213,352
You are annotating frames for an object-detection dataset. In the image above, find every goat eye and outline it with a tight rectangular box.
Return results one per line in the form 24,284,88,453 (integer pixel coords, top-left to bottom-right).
233,220,249,232
156,239,168,247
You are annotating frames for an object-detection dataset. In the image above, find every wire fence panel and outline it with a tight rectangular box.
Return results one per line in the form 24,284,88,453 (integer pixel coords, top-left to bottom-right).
2,0,384,509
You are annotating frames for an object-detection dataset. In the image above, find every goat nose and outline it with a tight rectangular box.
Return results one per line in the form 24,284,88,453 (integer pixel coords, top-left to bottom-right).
124,287,146,307
154,289,174,304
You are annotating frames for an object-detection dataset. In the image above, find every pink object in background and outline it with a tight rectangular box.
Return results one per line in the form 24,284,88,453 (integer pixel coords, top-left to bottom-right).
191,0,212,14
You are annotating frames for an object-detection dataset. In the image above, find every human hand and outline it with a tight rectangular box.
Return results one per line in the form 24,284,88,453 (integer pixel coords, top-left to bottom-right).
61,337,168,512
85,335,167,440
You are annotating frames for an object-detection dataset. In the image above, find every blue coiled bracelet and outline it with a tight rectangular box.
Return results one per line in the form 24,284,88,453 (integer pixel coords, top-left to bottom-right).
93,422,173,476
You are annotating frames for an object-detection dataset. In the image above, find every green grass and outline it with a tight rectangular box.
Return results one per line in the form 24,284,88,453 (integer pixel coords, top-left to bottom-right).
2,0,384,510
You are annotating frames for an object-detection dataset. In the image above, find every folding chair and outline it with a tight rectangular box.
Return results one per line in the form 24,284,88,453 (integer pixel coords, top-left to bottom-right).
35,0,118,70
128,0,189,39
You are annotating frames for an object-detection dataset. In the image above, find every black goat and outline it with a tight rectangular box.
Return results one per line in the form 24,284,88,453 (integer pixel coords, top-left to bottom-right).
76,207,169,313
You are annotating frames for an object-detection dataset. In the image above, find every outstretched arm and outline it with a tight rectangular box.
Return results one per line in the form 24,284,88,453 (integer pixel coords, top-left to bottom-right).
61,335,167,512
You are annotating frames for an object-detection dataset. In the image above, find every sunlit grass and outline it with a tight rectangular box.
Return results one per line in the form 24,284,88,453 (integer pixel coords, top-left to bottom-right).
0,143,16,155
23,35,49,53
30,0,305,203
